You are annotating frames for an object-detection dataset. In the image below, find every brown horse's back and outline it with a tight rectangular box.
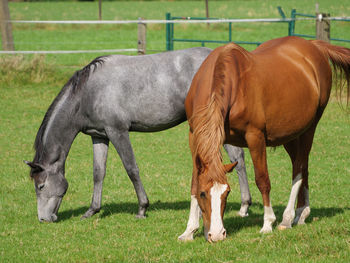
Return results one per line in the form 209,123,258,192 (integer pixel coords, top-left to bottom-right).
227,37,332,146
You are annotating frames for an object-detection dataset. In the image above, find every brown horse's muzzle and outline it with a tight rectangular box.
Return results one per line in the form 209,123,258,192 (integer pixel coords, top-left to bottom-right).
206,227,227,243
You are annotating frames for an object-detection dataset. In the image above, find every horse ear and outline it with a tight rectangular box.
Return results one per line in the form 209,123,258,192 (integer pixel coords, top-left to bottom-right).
24,161,44,173
224,161,238,173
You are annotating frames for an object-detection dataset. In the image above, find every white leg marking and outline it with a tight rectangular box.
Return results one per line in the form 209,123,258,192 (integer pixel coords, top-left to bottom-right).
238,203,249,218
294,187,310,225
209,183,227,235
279,173,302,230
260,205,276,233
178,195,201,241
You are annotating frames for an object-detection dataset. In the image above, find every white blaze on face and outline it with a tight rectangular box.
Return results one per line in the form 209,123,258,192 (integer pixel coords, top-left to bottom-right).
209,182,228,236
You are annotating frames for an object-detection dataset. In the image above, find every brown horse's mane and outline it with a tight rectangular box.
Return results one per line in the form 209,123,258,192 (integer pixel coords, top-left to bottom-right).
190,43,252,183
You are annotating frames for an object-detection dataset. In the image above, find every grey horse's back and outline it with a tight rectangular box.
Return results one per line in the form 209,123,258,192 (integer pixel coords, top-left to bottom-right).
82,47,212,134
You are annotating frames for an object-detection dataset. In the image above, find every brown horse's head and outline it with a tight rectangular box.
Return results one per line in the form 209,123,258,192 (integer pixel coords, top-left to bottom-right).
195,156,237,242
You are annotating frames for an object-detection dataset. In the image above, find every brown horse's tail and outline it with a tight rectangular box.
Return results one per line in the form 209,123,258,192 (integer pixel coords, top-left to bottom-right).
311,40,350,106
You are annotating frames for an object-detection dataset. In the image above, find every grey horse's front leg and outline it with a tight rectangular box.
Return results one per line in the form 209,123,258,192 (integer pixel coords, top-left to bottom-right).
82,137,109,219
223,144,252,217
106,128,149,218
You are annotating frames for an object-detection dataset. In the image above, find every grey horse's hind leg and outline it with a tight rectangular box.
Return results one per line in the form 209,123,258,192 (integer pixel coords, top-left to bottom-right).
106,128,149,218
82,137,109,219
223,144,252,217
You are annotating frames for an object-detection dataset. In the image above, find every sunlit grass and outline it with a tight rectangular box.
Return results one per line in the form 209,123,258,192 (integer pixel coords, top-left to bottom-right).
1,56,349,263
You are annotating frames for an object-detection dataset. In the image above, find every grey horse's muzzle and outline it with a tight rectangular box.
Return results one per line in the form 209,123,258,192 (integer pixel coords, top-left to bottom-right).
37,196,63,222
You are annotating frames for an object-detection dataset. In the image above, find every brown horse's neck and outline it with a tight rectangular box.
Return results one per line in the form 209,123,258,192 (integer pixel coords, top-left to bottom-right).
190,43,251,183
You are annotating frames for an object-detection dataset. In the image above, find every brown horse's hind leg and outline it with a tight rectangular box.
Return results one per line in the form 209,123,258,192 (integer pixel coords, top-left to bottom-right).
245,130,276,233
279,124,316,230
294,170,310,225
293,126,315,225
278,139,302,229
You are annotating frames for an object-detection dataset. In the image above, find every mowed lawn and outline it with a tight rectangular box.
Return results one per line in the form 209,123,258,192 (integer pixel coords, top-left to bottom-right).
1,1,350,262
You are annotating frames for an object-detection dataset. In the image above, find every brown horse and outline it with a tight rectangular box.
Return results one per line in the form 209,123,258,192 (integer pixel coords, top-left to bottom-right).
180,36,350,242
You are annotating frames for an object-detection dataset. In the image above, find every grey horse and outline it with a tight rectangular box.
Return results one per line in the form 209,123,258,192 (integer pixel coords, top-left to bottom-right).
25,47,251,223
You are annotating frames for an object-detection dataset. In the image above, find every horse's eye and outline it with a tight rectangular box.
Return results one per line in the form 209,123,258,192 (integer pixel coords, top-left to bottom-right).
200,192,206,199
37,183,45,190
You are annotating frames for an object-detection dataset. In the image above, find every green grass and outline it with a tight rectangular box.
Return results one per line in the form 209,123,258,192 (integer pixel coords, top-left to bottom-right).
1,1,350,262
1,68,349,262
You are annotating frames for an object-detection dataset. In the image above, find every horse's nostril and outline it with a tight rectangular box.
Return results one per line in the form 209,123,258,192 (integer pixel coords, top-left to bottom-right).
222,230,226,237
207,233,213,243
51,214,58,222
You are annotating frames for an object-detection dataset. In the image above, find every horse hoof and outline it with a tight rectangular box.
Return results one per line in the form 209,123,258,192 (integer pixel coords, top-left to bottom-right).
135,214,146,219
277,224,291,231
259,226,273,234
178,233,194,242
237,211,249,218
81,213,90,220
81,209,99,220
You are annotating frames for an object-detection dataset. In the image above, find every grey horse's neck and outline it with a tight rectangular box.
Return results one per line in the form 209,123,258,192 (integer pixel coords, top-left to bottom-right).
33,84,80,169
32,57,105,168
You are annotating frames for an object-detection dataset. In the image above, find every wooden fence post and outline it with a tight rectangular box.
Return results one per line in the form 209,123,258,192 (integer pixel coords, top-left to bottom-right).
98,0,102,20
137,18,146,55
0,0,14,51
205,0,210,27
316,13,330,42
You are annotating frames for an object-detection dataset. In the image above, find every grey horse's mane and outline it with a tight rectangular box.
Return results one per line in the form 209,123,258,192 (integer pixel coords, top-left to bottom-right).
32,56,108,164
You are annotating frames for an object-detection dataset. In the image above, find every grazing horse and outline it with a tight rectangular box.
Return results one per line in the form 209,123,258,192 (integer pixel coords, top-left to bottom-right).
182,36,350,242
25,47,252,222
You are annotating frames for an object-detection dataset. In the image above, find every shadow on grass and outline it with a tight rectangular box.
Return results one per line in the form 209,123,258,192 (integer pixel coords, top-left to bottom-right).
100,200,192,219
58,200,347,230
58,200,191,222
224,203,347,234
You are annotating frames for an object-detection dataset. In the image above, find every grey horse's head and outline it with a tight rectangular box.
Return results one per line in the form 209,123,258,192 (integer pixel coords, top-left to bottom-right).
25,161,68,222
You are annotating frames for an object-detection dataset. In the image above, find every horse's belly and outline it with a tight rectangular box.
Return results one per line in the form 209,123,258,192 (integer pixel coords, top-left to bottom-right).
265,102,318,145
261,73,320,145
129,113,186,132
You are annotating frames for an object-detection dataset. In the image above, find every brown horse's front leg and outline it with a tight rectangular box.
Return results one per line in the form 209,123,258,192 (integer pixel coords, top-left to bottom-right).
245,130,276,233
179,131,201,241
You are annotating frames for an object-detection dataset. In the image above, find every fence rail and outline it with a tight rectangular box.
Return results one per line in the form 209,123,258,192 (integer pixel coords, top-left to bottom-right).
0,49,137,54
166,7,350,50
1,9,350,54
6,16,350,25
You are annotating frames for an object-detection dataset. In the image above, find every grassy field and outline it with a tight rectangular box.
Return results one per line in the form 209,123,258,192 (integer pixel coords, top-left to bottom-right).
1,1,350,262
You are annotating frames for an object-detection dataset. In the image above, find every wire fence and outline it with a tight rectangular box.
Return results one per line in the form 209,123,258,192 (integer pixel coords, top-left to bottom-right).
0,49,137,54
1,15,350,55
7,16,350,24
